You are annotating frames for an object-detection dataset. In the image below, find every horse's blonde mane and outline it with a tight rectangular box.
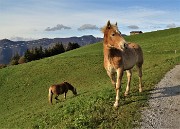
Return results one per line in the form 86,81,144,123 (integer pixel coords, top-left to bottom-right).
101,26,106,33
101,24,118,33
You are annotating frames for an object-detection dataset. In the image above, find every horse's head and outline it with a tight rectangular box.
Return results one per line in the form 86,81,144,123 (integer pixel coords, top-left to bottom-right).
102,20,127,50
73,88,77,95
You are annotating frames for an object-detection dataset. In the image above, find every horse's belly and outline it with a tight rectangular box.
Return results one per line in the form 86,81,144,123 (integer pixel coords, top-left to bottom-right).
123,57,136,70
53,86,65,95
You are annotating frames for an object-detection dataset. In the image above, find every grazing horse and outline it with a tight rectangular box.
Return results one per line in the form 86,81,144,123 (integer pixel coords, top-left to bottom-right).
48,82,77,104
101,21,143,108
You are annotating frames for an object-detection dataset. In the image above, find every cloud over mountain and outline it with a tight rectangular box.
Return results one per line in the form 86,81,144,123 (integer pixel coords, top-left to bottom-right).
127,25,139,29
10,37,35,41
78,24,99,31
45,24,71,31
167,23,176,28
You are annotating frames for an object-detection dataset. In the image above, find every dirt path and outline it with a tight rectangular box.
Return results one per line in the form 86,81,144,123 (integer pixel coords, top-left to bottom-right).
139,65,180,129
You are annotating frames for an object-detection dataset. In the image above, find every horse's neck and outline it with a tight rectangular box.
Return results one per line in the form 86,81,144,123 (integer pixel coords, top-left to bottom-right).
66,83,74,91
103,44,122,59
103,44,110,58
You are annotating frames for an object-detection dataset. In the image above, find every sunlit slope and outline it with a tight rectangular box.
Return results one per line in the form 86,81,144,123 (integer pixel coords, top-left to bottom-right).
0,27,179,128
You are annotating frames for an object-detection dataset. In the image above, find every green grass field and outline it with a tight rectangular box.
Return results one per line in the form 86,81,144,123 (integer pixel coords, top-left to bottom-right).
0,28,180,129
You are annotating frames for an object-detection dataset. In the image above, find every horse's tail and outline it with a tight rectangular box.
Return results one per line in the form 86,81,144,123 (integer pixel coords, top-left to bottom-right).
48,87,53,104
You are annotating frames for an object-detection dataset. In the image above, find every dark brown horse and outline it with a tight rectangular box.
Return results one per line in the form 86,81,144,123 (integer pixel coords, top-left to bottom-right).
101,21,143,108
48,82,77,104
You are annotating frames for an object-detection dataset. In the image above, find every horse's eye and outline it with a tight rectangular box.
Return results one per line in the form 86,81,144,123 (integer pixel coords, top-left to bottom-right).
112,33,115,36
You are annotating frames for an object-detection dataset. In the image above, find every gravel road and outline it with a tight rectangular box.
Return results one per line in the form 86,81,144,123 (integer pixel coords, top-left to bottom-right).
139,65,180,129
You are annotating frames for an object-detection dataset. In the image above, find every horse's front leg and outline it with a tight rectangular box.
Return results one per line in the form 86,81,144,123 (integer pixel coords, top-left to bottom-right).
64,92,67,99
55,95,59,100
124,70,132,96
114,68,123,108
107,71,116,88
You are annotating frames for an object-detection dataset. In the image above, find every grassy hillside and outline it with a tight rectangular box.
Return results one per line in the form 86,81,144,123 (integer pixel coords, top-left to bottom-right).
0,28,180,129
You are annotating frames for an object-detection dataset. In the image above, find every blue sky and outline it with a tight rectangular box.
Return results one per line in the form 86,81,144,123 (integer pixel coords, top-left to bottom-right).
0,0,179,41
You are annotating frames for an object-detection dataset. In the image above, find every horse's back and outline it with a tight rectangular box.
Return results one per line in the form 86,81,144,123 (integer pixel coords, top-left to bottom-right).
128,43,143,63
50,84,66,95
123,43,143,70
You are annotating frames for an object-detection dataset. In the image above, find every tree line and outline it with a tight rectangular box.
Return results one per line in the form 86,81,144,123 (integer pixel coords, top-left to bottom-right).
8,42,80,66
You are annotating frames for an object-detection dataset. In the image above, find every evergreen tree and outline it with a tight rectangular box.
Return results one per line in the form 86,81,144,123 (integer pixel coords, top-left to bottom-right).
34,47,43,60
10,52,20,65
72,43,80,49
31,48,36,61
0,64,7,69
39,46,44,58
51,43,65,55
18,56,26,64
44,48,51,57
24,49,33,62
66,42,80,51
66,42,73,51
23,43,73,63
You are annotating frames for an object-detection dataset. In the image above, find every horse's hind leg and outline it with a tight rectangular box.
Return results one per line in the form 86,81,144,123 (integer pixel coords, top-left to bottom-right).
124,70,132,96
137,65,143,92
55,95,59,100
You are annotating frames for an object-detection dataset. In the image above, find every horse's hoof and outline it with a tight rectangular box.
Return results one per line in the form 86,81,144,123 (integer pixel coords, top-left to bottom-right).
113,102,119,108
124,92,128,96
139,88,142,92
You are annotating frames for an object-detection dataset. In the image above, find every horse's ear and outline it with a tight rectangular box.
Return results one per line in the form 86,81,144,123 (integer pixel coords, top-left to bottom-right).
107,20,111,29
115,22,118,26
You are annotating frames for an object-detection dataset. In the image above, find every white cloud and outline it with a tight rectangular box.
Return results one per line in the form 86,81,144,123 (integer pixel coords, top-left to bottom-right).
167,23,176,28
78,24,99,31
45,24,71,31
10,37,36,41
127,25,139,29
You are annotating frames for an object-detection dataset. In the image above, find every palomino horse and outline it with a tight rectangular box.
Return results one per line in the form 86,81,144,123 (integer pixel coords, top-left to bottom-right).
101,21,143,108
48,82,77,104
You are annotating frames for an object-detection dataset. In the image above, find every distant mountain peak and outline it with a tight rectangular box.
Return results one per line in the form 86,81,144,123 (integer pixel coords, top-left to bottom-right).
0,39,13,43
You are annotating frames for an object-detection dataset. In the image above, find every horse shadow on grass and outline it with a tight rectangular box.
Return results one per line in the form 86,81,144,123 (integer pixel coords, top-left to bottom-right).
150,85,180,99
120,90,150,106
55,91,88,104
122,85,180,106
